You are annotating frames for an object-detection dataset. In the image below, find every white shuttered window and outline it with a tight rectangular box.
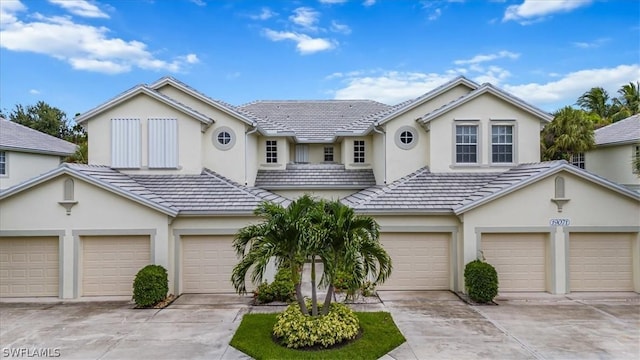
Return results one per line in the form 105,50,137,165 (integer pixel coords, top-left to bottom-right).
111,118,141,168
148,118,178,168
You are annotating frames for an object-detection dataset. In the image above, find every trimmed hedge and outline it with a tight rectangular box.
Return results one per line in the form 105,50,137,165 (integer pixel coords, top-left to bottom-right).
464,259,498,303
132,264,168,307
273,302,360,349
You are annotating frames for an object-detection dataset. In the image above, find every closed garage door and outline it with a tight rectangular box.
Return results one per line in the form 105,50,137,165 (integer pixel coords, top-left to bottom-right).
82,236,150,296
182,235,237,293
377,233,450,290
570,233,633,292
0,237,59,297
482,233,547,292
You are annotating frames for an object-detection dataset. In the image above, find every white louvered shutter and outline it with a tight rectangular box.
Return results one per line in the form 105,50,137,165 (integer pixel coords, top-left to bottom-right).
111,118,141,168
148,118,178,168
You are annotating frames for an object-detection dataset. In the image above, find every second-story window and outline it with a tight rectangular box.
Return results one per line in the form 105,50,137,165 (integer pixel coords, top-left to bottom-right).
455,125,477,163
266,140,278,163
570,153,585,169
324,146,334,162
491,125,513,163
354,140,365,163
0,151,6,175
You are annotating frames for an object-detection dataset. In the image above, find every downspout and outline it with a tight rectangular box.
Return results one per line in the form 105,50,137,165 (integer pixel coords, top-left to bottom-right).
245,124,259,185
372,124,387,184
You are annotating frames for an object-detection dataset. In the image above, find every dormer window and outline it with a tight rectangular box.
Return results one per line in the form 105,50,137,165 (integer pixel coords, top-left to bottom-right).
354,140,365,163
266,140,278,163
455,125,478,163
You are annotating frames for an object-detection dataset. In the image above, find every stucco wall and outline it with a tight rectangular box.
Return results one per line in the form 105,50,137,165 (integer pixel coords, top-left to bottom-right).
383,115,430,183
86,94,204,174
0,151,63,189
427,93,544,173
341,136,373,170
586,144,640,189
0,175,171,298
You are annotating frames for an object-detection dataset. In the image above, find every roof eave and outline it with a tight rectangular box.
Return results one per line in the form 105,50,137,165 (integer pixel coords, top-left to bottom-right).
257,184,373,190
0,146,76,157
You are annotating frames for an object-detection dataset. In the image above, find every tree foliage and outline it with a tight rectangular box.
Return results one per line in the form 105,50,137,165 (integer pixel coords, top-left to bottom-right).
541,107,596,161
231,195,392,317
2,101,87,163
576,82,640,124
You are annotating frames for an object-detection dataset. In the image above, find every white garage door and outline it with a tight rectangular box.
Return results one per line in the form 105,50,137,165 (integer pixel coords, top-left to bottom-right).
570,233,634,292
82,236,150,296
482,233,547,292
0,237,59,297
182,235,237,293
377,233,450,290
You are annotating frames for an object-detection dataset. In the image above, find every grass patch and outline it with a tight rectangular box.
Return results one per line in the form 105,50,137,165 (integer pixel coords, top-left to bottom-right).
230,311,406,360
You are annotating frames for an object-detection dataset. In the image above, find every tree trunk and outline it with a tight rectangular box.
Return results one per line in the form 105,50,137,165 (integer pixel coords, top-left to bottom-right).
321,284,334,315
310,255,318,316
292,265,308,315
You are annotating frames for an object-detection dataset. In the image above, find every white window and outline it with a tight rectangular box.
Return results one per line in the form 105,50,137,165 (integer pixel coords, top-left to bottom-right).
395,126,418,150
212,126,236,151
0,151,6,175
570,153,585,169
266,140,278,163
324,146,334,162
354,140,365,163
491,125,513,163
148,118,178,168
111,118,141,168
455,125,478,163
295,144,309,163
633,145,640,174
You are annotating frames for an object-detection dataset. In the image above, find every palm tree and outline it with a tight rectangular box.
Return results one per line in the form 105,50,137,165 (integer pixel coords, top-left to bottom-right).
312,200,392,316
612,81,640,121
231,195,317,315
576,87,614,123
541,106,596,161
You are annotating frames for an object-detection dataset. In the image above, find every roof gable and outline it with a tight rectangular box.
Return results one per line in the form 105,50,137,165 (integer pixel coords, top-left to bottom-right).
418,83,553,126
75,85,213,125
0,118,77,156
594,114,640,146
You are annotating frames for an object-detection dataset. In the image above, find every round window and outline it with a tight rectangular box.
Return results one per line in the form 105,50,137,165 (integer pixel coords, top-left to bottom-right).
395,126,418,150
212,127,235,150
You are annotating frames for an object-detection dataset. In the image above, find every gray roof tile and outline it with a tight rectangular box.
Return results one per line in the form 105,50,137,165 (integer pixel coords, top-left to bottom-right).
594,114,640,145
0,118,77,156
240,100,390,142
255,164,376,189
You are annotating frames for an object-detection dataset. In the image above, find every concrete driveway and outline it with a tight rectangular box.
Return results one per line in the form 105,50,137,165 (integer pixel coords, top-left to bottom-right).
1,292,638,360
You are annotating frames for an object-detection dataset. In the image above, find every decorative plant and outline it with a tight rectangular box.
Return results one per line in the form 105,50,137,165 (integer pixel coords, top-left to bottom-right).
464,259,498,303
132,264,168,308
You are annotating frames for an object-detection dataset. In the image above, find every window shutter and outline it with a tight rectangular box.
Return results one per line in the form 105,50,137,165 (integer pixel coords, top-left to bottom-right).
295,144,309,163
111,118,141,168
148,118,178,168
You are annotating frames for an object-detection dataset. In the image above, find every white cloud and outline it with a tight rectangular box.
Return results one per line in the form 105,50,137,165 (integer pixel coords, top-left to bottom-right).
504,0,592,23
503,64,640,108
263,29,335,54
363,0,376,6
572,38,609,49
330,20,351,34
289,7,320,30
454,50,520,65
0,0,26,26
29,89,40,95
0,3,199,74
48,0,109,18
249,7,276,20
428,8,442,21
189,0,206,6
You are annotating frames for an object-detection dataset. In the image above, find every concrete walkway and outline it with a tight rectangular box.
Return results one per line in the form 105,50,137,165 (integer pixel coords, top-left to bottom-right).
1,291,638,359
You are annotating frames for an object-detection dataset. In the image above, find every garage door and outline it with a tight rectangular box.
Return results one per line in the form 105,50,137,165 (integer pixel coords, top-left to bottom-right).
482,233,547,292
82,236,150,296
182,235,237,293
377,233,450,290
0,237,59,297
570,233,634,292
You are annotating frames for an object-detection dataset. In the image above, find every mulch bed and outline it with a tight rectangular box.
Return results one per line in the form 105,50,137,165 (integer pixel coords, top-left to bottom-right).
135,294,177,309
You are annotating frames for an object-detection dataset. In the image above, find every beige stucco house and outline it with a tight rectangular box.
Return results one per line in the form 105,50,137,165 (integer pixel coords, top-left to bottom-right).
1,76,638,299
583,115,640,192
0,118,76,189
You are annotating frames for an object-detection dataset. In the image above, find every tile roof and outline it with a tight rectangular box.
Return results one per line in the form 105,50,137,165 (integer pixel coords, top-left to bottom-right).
239,100,390,142
255,164,376,189
0,118,77,156
594,114,640,145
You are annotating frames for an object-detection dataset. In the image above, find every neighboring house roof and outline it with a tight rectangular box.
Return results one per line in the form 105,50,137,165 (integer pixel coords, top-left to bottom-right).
0,163,289,216
75,85,213,125
0,118,77,156
417,83,554,126
240,100,390,142
255,164,376,189
343,161,640,214
594,114,640,146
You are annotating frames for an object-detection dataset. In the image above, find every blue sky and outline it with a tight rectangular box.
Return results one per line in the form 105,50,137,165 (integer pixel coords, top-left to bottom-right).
1,0,638,121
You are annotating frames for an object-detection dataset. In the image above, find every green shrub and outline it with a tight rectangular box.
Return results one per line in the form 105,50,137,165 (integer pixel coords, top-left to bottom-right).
132,264,168,308
273,301,360,349
254,267,295,304
464,259,499,303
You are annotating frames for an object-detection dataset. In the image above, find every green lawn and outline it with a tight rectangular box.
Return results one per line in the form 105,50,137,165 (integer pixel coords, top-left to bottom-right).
230,311,406,360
